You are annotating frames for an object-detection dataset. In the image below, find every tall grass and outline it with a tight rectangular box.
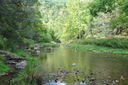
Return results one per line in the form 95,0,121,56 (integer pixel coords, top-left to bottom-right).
0,55,10,73
71,38,128,49
68,44,128,55
11,56,44,85
13,49,27,57
0,61,10,73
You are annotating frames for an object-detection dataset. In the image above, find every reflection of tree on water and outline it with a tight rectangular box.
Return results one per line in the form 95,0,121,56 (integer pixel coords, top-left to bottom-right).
43,66,120,85
40,45,128,85
44,80,66,85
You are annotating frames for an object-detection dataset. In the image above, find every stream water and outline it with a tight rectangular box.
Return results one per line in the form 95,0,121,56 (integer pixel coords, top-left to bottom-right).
0,44,128,85
39,44,128,85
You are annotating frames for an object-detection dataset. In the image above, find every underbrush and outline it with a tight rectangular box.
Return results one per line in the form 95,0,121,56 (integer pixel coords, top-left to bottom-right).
13,49,27,57
0,49,27,74
0,61,10,73
0,55,10,73
70,38,128,49
11,56,44,85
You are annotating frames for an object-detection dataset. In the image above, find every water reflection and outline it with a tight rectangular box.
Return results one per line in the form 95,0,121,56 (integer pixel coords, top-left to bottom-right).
44,80,66,85
39,45,128,85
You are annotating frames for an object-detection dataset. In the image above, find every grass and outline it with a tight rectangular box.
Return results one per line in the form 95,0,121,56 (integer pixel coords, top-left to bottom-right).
0,61,10,73
13,49,27,57
70,38,128,49
11,56,44,85
0,55,10,74
67,38,128,56
67,44,128,56
0,48,27,76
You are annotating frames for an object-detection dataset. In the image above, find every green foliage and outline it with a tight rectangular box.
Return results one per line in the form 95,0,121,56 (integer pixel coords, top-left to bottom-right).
11,57,43,85
39,0,67,42
0,56,3,63
39,0,66,23
37,33,52,43
0,61,10,73
13,49,27,57
88,0,117,16
43,0,128,42
0,36,4,49
68,44,128,55
23,38,35,45
0,0,47,51
120,0,128,13
62,0,88,40
0,55,10,73
90,10,120,38
47,26,61,42
110,0,128,35
71,38,128,49
0,0,127,46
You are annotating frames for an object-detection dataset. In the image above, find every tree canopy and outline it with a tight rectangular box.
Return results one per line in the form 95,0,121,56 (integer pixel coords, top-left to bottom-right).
0,0,128,49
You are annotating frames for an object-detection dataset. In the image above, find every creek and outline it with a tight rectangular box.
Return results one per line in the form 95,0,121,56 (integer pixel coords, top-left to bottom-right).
39,44,128,85
0,44,128,85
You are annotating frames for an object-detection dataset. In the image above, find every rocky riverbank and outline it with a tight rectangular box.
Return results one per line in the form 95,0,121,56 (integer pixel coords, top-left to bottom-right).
0,50,27,76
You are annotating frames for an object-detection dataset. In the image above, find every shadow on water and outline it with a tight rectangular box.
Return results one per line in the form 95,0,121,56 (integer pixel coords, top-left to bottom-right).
39,44,128,85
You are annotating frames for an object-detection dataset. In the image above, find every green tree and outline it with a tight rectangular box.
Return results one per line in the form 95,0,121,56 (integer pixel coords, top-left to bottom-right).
110,0,128,35
88,0,117,16
0,0,45,51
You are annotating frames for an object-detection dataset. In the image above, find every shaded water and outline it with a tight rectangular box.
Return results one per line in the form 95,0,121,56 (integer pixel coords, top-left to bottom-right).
39,45,128,85
0,66,17,85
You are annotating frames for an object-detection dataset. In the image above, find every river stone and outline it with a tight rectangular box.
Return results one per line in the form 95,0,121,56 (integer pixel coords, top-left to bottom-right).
92,50,102,53
0,50,18,58
5,60,16,64
15,60,27,69
0,50,8,54
34,46,40,50
72,63,76,66
35,50,40,55
39,44,43,47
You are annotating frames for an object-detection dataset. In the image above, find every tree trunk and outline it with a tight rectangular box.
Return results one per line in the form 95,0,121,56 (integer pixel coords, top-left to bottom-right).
78,3,81,39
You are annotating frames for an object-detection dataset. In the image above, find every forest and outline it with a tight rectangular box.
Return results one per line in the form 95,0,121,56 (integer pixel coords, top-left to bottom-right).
0,0,128,85
0,0,128,50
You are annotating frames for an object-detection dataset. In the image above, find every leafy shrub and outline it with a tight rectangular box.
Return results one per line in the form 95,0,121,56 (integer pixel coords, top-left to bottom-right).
38,33,52,43
23,38,35,45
